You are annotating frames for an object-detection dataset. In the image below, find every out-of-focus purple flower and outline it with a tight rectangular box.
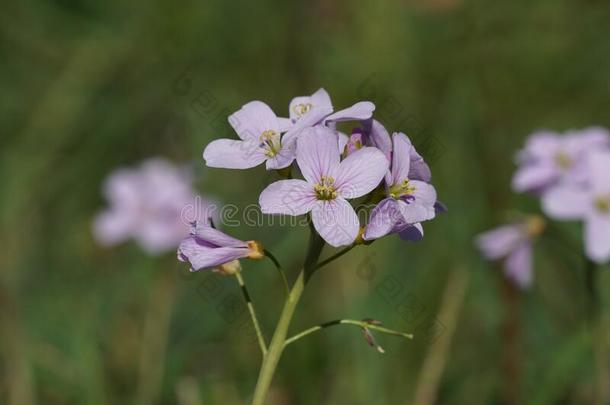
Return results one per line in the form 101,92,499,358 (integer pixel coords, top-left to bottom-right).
93,158,216,255
475,216,546,289
512,127,610,193
203,101,296,170
259,125,389,247
364,133,437,241
177,222,264,272
542,151,610,263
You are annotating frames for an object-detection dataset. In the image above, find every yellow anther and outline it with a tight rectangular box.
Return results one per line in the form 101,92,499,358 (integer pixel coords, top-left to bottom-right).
314,176,337,200
389,179,416,199
259,130,279,157
292,103,312,117
555,151,572,169
595,196,610,213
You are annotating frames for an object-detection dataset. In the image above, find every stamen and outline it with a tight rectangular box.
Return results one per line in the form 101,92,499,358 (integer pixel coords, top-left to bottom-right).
292,103,312,117
314,175,338,200
595,195,610,213
554,151,572,169
259,130,279,157
389,179,416,199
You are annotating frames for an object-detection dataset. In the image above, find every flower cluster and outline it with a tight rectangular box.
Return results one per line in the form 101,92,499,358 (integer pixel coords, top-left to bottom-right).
93,158,216,254
477,127,610,288
196,88,442,254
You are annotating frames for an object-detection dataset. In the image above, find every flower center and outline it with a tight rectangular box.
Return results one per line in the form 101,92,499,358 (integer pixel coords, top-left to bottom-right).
594,195,610,214
314,176,338,200
259,130,279,157
292,103,312,118
389,179,416,199
554,151,572,169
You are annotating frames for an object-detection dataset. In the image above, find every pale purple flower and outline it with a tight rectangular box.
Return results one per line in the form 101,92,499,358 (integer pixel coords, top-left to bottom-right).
177,222,264,272
203,101,296,170
259,125,389,247
364,133,437,241
512,127,610,193
542,151,610,263
93,158,216,255
476,217,545,289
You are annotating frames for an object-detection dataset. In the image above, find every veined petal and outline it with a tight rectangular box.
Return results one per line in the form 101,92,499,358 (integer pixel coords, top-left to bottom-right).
178,237,248,271
363,198,402,240
541,184,590,220
325,101,375,123
395,181,437,224
585,214,610,264
277,117,294,133
311,198,360,247
296,126,340,184
259,179,316,216
228,101,280,141
203,139,267,169
409,144,431,182
191,224,247,248
365,119,392,161
389,132,413,185
335,147,389,199
266,144,296,170
337,131,350,155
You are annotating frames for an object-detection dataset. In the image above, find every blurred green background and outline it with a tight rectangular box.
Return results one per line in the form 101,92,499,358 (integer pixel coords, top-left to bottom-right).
2,0,610,404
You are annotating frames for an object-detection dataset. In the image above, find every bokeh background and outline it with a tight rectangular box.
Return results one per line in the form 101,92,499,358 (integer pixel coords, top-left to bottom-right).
2,0,610,404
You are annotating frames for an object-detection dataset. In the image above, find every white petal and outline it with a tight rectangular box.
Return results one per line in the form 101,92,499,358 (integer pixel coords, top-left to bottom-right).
541,184,590,220
585,214,610,264
259,180,317,216
311,198,360,247
363,199,401,240
228,101,280,141
296,126,340,184
334,147,389,199
389,133,412,185
203,139,267,169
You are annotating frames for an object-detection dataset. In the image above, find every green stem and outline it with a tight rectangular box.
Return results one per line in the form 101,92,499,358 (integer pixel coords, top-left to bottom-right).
314,245,355,272
251,230,324,405
264,249,289,296
234,270,267,357
284,319,413,347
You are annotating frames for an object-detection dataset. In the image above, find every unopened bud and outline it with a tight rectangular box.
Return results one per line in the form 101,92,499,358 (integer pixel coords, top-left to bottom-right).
214,259,242,276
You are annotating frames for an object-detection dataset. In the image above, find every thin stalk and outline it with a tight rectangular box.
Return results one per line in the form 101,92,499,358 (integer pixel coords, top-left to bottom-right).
234,270,267,357
284,319,413,347
314,245,355,272
251,230,325,405
264,249,289,296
